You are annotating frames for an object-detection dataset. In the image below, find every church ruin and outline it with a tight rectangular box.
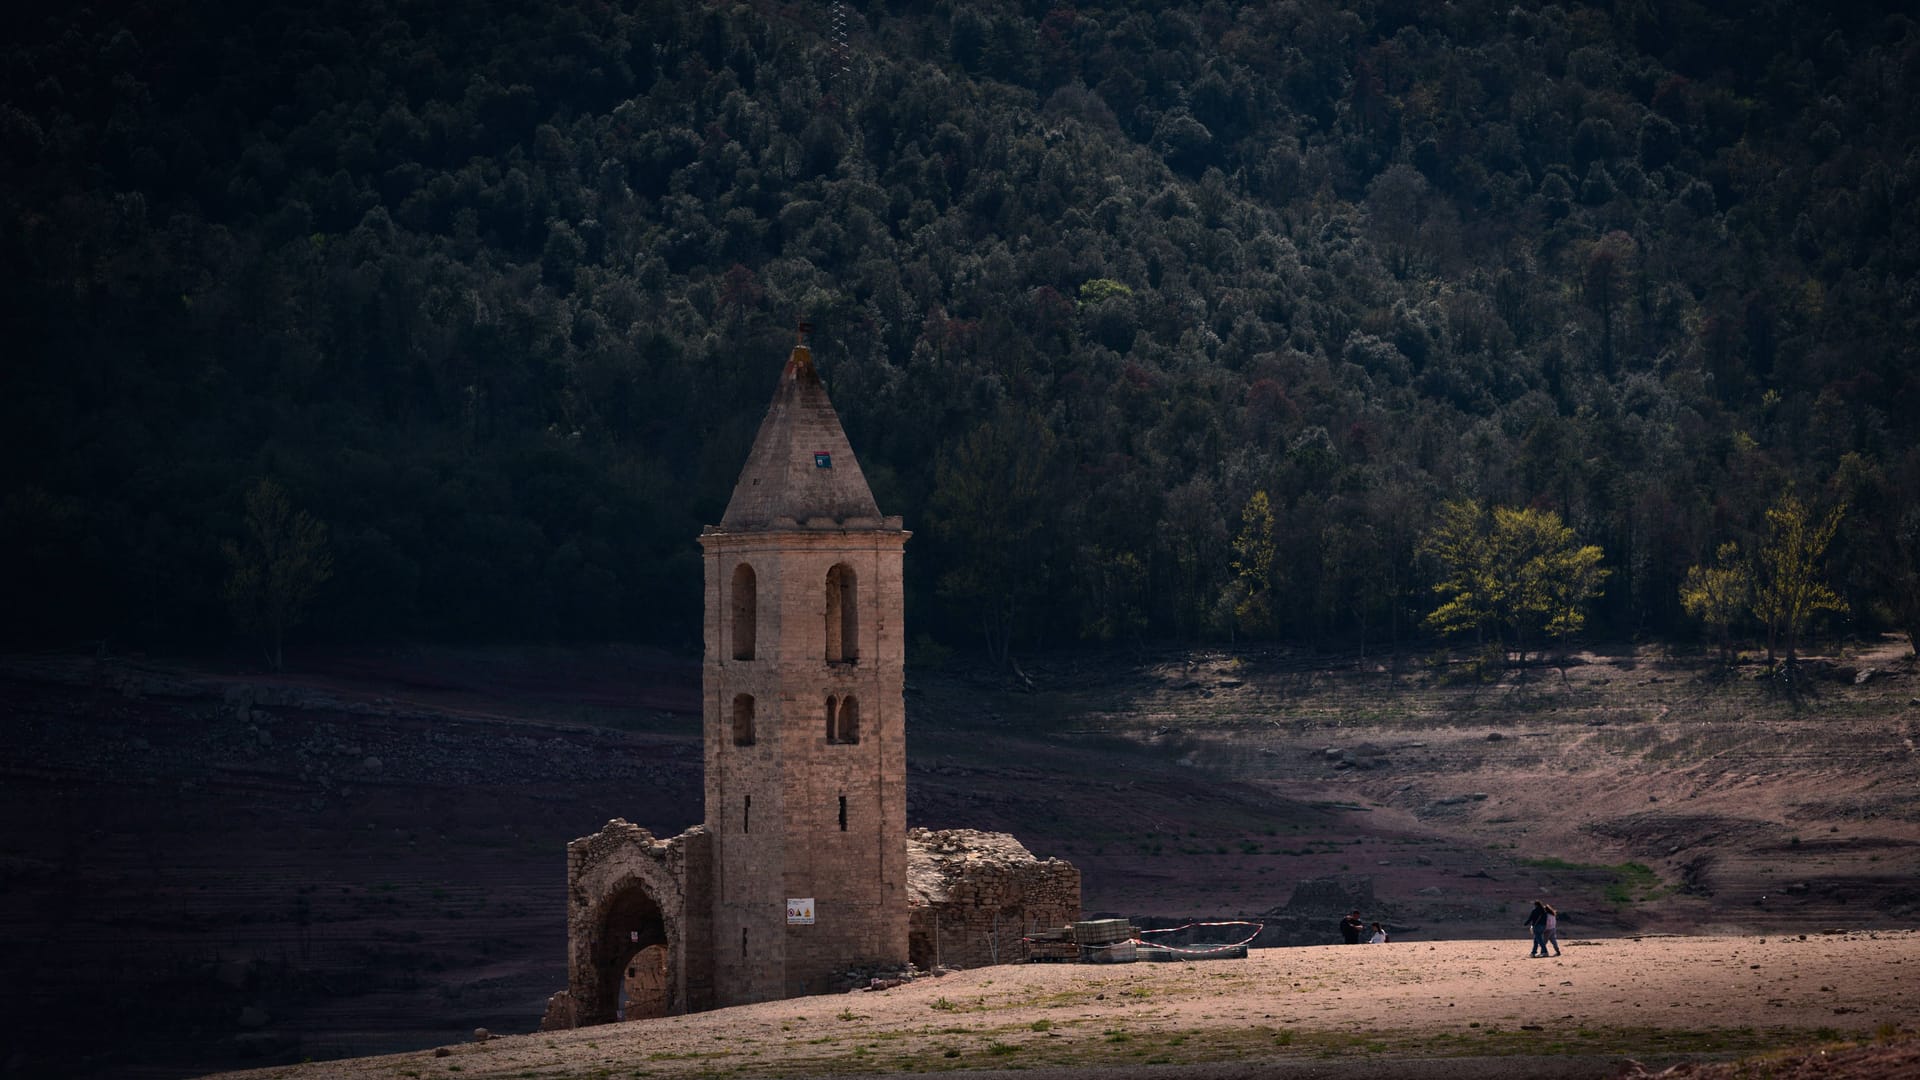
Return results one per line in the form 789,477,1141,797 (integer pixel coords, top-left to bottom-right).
546,331,1078,1027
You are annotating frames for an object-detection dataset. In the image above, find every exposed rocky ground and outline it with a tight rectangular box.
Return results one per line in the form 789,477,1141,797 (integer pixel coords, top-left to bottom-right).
1,638,1915,1078
212,933,1920,1080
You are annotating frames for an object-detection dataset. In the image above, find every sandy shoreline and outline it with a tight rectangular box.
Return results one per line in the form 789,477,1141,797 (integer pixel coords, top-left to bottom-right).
211,930,1917,1079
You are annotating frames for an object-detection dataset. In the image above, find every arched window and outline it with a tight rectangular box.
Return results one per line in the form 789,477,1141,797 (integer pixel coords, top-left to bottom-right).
732,693,755,746
844,691,867,745
825,563,858,663
730,563,756,661
826,695,854,744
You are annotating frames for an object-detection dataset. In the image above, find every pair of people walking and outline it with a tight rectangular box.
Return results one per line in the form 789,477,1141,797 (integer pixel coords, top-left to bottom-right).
1523,900,1562,956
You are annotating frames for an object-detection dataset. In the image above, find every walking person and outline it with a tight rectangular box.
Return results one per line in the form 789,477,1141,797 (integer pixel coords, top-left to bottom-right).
1542,904,1563,956
1523,900,1549,957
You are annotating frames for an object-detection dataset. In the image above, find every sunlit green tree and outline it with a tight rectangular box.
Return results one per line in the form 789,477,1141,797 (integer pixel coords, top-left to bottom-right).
1752,494,1846,670
1229,490,1277,638
1679,542,1751,666
1423,500,1608,663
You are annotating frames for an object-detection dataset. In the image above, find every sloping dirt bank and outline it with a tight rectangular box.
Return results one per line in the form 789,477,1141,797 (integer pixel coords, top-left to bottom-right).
215,932,1918,1080
4,640,1915,1077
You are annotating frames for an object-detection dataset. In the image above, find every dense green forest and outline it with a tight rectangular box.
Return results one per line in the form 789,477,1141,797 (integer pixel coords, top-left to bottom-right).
4,0,1918,661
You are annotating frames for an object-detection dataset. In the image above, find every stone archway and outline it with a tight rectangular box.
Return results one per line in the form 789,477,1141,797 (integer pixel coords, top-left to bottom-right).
590,878,673,1023
563,819,697,1024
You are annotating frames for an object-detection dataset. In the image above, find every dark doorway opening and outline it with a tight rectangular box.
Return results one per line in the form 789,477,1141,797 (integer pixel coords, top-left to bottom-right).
591,881,673,1023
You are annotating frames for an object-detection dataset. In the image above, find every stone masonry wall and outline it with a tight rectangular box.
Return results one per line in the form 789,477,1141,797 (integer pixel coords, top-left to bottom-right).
561,819,691,1025
906,828,1080,971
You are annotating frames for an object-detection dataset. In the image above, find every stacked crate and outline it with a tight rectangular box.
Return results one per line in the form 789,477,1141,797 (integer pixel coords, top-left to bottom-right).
1022,926,1079,962
1073,918,1138,963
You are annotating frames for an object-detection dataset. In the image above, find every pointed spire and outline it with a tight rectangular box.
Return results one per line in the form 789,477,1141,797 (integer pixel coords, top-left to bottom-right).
716,323,891,531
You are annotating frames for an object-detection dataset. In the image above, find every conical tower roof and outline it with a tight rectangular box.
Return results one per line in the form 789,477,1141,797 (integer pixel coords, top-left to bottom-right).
716,335,893,531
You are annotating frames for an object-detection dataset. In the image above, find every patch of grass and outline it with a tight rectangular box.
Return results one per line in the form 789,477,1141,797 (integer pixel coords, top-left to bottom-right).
1517,856,1669,903
1597,861,1667,903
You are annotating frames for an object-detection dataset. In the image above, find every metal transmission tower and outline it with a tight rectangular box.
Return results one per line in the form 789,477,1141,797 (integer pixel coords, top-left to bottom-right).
829,2,852,101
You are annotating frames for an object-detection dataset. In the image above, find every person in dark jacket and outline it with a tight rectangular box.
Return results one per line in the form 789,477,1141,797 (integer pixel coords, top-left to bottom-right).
1524,900,1549,956
1340,911,1364,944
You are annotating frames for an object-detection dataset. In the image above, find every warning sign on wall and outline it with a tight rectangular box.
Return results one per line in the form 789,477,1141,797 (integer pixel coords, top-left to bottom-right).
785,898,815,925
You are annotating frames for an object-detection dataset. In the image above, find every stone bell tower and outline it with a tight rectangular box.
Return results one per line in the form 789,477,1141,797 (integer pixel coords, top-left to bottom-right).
698,326,909,1005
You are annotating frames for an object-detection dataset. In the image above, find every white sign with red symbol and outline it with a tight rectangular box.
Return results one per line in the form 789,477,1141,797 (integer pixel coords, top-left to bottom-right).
786,898,815,925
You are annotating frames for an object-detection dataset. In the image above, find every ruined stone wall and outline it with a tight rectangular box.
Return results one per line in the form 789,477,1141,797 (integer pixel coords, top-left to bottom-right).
906,828,1080,971
678,827,715,1012
561,819,692,1025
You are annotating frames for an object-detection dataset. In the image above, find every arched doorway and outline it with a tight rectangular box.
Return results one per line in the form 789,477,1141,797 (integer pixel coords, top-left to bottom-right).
590,880,674,1023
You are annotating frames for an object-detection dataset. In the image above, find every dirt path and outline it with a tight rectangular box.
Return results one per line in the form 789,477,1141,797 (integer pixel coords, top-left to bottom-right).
215,931,1918,1080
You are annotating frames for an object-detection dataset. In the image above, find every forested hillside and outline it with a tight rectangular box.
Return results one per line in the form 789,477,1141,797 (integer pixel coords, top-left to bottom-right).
4,0,1917,660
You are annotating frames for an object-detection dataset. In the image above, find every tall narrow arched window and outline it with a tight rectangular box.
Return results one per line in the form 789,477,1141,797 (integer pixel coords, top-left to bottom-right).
824,563,858,663
825,695,838,742
732,693,755,747
730,563,757,661
836,695,860,744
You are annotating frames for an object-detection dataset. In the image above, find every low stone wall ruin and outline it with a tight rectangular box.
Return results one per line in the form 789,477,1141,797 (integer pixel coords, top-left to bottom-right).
906,828,1080,971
